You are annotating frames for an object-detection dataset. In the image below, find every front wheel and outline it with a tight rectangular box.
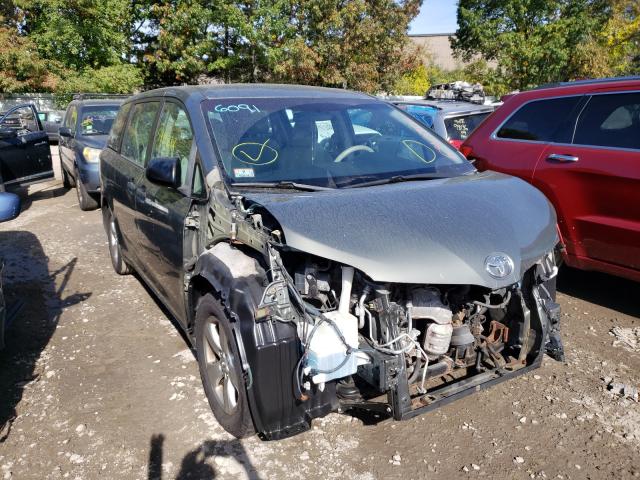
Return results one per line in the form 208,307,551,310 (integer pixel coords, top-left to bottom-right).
75,169,98,211
195,293,254,438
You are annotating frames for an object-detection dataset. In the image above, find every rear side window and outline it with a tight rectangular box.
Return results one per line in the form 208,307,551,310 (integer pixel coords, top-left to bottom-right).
497,96,581,142
573,92,640,150
120,102,160,166
107,103,131,151
64,106,77,129
445,113,490,141
397,104,438,129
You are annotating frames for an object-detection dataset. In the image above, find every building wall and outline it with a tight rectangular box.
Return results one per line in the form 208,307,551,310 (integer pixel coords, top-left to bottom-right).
408,33,465,71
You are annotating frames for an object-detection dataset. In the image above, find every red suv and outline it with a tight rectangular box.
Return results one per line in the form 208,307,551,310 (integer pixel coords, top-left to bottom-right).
461,77,640,282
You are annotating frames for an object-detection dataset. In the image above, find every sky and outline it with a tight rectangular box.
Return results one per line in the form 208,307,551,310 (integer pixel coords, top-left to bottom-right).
409,0,459,35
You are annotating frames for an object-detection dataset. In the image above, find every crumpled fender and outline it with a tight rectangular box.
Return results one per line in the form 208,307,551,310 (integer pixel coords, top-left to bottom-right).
191,242,266,370
190,242,336,439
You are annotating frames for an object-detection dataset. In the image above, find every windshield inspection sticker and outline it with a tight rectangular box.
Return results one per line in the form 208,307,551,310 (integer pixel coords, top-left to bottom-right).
214,104,261,113
233,168,255,178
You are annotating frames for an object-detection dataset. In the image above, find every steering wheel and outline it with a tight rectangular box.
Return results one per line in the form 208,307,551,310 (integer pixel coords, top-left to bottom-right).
333,145,375,163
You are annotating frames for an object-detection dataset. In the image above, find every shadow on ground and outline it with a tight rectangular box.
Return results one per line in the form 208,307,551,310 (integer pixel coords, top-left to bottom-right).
0,230,90,442
558,266,640,318
148,434,261,480
10,181,68,213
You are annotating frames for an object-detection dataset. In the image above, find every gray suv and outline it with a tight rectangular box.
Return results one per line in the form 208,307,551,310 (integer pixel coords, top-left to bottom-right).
394,100,495,150
100,85,562,440
59,98,123,210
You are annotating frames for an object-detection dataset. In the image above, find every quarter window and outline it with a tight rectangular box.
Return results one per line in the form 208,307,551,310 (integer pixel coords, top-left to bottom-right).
120,102,160,167
573,93,640,150
150,102,194,187
496,96,581,142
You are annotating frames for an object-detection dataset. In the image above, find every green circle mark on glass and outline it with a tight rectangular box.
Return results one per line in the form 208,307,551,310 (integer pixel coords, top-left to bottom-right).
402,140,437,164
232,139,279,166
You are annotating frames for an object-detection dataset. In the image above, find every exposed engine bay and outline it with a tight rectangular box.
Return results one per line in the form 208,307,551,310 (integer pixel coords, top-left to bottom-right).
259,247,560,422
193,178,564,440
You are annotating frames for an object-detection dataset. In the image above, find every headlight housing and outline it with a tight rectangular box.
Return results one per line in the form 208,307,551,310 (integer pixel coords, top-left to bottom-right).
82,147,102,163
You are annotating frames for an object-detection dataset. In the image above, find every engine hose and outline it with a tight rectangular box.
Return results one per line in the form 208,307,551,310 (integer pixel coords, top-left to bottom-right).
407,356,424,384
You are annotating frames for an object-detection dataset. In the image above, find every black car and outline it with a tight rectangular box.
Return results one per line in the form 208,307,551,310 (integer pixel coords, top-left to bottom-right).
100,85,561,440
0,104,53,191
59,98,123,210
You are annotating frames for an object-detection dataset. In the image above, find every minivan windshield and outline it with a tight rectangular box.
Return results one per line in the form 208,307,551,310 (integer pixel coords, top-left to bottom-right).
202,98,473,189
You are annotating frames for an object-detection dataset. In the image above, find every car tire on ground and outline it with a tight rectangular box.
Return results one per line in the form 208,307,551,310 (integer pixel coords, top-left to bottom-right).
195,293,255,439
106,209,132,275
75,169,99,211
62,167,75,189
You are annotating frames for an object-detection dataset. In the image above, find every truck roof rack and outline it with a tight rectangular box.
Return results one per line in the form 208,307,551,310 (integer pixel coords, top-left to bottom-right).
71,93,130,101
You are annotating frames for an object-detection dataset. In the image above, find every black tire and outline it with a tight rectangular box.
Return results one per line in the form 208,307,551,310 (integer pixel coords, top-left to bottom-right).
75,169,99,211
62,167,75,189
195,294,254,438
106,209,132,275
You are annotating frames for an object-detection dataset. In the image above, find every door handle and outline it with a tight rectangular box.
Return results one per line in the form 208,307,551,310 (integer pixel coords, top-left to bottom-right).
547,153,579,163
126,179,136,195
136,184,146,200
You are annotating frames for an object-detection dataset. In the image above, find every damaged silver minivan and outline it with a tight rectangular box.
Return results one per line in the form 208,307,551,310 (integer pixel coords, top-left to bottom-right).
100,85,563,440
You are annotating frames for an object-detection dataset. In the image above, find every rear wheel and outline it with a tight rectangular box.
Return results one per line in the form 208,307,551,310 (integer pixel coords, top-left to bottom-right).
75,169,98,211
106,210,131,275
195,293,254,438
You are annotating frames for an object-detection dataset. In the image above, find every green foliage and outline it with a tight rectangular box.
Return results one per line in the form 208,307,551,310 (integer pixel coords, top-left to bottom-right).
0,0,420,94
138,0,420,92
451,0,639,92
394,64,431,95
17,0,133,70
0,27,59,92
58,64,144,94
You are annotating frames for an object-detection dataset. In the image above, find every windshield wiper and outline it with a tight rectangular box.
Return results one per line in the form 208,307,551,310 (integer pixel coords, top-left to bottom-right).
230,181,332,192
343,173,449,188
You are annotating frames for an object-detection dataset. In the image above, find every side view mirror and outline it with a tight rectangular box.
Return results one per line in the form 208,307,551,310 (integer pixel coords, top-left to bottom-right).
0,192,21,222
59,126,72,137
146,157,181,189
0,127,17,139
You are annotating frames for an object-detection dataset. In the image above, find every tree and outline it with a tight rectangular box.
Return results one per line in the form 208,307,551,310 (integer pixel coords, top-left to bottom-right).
452,0,610,91
0,5,62,92
139,0,420,92
271,0,421,92
17,0,134,71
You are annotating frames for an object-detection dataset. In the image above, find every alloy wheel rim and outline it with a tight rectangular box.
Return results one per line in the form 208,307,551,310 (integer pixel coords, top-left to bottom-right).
203,317,238,415
109,218,119,263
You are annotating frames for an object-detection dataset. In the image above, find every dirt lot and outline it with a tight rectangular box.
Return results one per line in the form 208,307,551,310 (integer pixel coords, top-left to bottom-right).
0,180,639,480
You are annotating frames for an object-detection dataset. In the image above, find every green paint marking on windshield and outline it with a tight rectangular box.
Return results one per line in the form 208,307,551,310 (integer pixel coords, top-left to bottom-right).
232,138,279,165
402,140,436,164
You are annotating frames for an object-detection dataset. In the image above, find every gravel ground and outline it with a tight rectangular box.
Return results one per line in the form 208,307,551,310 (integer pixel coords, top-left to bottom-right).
0,180,639,480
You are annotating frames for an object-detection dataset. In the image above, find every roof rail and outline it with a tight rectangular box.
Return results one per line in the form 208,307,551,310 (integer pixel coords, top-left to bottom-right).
71,93,130,101
534,76,640,90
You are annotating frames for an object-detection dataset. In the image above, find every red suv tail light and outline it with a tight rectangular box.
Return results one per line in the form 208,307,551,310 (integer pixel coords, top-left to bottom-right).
448,139,463,150
460,145,474,159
